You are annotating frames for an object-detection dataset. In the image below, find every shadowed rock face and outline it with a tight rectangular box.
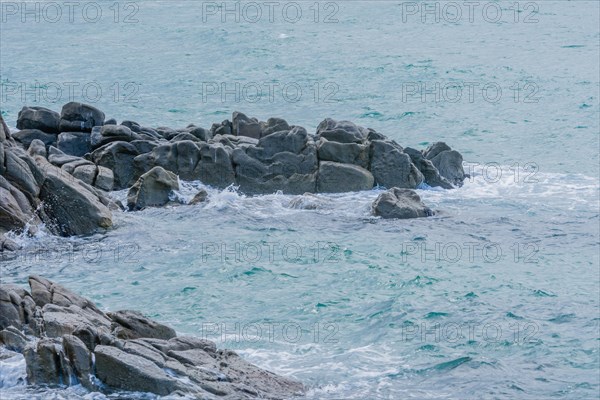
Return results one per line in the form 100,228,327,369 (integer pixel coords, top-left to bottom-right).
0,276,305,399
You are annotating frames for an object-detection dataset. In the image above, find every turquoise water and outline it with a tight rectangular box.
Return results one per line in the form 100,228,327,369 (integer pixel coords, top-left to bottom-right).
1,1,599,399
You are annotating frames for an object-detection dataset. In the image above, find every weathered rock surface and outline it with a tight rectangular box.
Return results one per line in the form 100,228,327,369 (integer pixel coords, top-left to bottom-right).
317,161,374,193
372,188,433,219
59,102,105,132
0,276,305,399
127,166,179,210
16,106,60,133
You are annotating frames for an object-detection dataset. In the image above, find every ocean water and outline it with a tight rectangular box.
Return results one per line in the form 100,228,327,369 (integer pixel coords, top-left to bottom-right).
1,1,599,399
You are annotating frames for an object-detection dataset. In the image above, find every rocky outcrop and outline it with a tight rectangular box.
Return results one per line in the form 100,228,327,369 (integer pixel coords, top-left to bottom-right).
0,113,113,240
4,103,467,227
127,166,179,210
0,276,305,399
372,188,433,219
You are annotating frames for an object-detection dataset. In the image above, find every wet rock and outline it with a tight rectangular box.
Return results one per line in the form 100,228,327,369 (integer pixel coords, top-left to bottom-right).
372,188,433,219
404,147,454,189
430,149,465,187
369,140,423,189
0,326,28,352
127,166,179,210
189,126,212,141
317,161,374,193
189,189,208,205
36,159,113,236
423,142,452,160
62,334,94,388
16,106,60,133
59,102,105,132
261,117,290,137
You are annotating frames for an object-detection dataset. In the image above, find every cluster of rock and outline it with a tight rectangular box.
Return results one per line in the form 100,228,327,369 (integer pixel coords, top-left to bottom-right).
1,102,466,243
0,276,304,398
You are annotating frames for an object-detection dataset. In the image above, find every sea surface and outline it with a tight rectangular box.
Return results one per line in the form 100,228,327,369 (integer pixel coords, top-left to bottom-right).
1,1,599,399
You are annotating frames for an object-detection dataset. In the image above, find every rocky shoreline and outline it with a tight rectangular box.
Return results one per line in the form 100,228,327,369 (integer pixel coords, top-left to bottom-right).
1,102,465,249
0,276,304,398
1,103,467,396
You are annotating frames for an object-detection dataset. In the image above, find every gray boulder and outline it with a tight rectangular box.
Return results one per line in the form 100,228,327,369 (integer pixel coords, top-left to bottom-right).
12,129,57,149
261,117,290,137
57,131,91,157
90,141,139,189
233,111,261,139
91,124,141,149
317,138,369,168
27,139,47,158
127,166,179,210
317,161,374,193
108,310,177,340
423,142,452,160
16,106,60,133
316,118,368,143
59,102,105,132
430,149,465,187
233,127,318,194
372,188,433,219
36,158,113,236
369,140,423,189
404,147,454,189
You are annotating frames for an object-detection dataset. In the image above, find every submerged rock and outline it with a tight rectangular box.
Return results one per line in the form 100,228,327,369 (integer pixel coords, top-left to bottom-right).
372,188,433,219
0,276,305,399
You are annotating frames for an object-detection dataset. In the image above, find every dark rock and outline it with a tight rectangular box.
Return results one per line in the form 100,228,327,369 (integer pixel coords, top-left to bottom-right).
369,140,423,189
12,129,57,149
91,125,141,149
108,309,177,340
170,132,200,143
317,161,374,193
232,112,261,139
104,118,117,125
261,117,290,137
404,147,454,189
127,166,179,210
316,118,368,143
16,106,60,133
57,132,91,157
90,141,139,189
189,189,208,205
430,149,465,187
0,326,28,352
36,158,113,236
189,126,212,141
372,188,433,219
317,138,369,168
423,142,452,160
94,345,181,395
194,143,236,188
59,102,105,132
